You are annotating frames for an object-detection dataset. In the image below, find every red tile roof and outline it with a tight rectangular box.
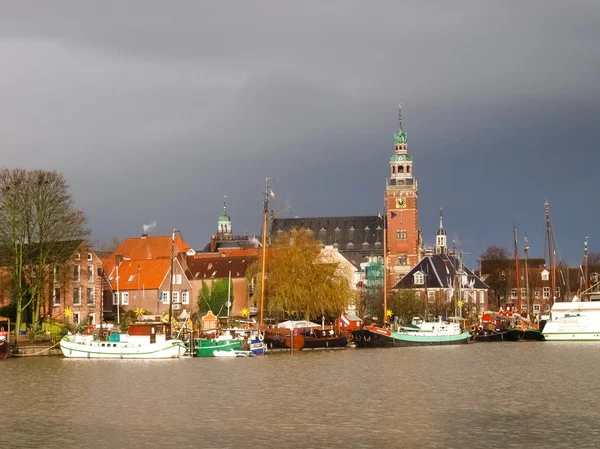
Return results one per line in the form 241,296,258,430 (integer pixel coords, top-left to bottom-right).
110,236,191,261
107,259,172,291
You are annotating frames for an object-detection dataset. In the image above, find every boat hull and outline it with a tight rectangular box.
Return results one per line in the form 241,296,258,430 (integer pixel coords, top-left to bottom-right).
353,327,470,348
0,338,10,360
471,329,506,342
504,328,545,342
60,337,185,359
542,321,600,341
196,339,242,357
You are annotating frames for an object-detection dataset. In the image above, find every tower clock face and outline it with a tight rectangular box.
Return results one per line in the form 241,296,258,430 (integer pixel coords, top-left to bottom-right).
395,198,407,209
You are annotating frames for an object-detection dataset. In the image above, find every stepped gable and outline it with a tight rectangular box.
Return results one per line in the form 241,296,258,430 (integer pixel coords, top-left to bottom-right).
271,216,383,251
394,253,488,289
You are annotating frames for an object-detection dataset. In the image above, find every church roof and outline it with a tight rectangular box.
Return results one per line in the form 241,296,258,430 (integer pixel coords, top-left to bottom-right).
393,253,488,290
271,216,384,251
436,227,447,236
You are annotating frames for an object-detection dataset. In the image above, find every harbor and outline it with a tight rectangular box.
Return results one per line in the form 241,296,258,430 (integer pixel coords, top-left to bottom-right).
3,342,599,449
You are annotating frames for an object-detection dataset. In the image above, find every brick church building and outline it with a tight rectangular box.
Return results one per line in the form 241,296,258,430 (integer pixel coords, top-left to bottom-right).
272,105,422,288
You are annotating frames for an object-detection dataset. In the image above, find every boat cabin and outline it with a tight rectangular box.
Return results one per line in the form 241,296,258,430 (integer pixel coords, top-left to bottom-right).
128,322,169,344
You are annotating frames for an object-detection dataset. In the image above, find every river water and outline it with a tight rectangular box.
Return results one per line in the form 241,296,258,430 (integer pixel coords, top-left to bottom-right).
2,343,599,449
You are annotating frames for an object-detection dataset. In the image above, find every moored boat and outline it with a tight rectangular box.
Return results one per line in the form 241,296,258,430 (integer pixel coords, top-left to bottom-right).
353,319,470,348
542,297,600,341
196,331,243,357
0,316,10,360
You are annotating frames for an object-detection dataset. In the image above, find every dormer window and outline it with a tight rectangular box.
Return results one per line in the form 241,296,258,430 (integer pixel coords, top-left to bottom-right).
87,253,93,261
414,272,424,285
541,270,549,281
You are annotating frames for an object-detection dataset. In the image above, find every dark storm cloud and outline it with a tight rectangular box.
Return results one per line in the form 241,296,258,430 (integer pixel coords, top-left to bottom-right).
0,1,598,265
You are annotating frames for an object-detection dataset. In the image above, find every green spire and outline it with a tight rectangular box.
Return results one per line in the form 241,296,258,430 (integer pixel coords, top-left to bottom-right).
394,103,407,144
218,195,230,222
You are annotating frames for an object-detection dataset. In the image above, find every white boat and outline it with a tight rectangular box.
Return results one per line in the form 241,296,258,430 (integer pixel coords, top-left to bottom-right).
542,297,600,341
60,333,185,359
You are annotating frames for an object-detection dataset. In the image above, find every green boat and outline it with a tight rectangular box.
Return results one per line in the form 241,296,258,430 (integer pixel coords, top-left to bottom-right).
195,338,242,357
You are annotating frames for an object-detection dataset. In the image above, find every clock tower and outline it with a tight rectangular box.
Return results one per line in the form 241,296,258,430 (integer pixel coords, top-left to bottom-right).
385,105,421,285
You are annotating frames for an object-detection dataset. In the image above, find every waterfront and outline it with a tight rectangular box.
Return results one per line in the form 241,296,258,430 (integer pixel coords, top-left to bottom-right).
2,344,600,449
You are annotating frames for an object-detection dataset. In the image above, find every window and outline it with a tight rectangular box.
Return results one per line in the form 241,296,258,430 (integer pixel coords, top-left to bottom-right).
521,288,526,298
113,292,119,305
172,291,180,304
89,312,95,325
162,291,170,304
87,253,93,261
182,291,190,305
121,292,129,305
73,287,81,305
172,274,183,285
53,288,60,306
533,304,541,313
511,288,517,299
427,291,435,303
128,274,135,282
75,253,81,260
73,264,80,282
479,291,485,304
73,311,80,324
87,265,94,282
555,287,560,298
544,304,550,313
414,273,424,285
541,270,549,281
534,291,540,299
398,255,408,266
396,230,407,240
87,287,94,305
543,287,550,298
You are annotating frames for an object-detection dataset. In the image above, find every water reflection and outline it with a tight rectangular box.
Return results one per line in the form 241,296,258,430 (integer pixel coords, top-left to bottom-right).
3,343,600,448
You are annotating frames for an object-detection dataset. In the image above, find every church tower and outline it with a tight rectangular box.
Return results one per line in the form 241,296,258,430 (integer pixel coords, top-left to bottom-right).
217,195,232,240
435,208,447,255
385,105,420,285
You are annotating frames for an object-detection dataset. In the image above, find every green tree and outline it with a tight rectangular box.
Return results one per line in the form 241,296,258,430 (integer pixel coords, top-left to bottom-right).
246,229,353,320
391,290,423,324
197,278,234,316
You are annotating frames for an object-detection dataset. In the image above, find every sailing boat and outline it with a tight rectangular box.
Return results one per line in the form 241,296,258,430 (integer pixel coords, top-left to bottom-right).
501,224,545,341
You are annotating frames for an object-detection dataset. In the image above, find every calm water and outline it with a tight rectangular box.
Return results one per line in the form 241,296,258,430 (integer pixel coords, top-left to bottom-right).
2,343,600,449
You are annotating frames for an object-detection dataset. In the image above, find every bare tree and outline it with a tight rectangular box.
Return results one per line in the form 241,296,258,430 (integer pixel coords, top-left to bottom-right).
0,169,88,335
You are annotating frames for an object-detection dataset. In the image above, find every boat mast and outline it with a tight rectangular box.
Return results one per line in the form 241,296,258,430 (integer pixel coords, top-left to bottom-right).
259,177,273,328
524,236,530,318
168,229,175,339
513,224,521,312
545,199,555,307
383,200,388,326
584,237,589,293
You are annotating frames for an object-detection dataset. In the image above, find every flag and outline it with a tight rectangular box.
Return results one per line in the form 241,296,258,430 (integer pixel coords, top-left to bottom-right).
391,211,397,219
269,189,275,199
340,313,350,327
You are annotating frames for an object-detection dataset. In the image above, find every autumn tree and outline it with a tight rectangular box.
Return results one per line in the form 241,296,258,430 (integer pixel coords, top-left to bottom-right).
246,229,353,321
0,169,88,336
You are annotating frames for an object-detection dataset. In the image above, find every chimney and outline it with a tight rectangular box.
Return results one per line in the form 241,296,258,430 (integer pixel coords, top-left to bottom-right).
141,233,148,239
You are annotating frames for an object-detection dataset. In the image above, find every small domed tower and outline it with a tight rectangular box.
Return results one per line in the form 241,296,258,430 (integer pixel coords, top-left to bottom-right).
217,195,232,240
435,208,447,255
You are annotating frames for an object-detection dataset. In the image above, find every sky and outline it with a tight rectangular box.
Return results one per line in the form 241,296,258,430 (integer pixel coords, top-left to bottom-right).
1,1,598,267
